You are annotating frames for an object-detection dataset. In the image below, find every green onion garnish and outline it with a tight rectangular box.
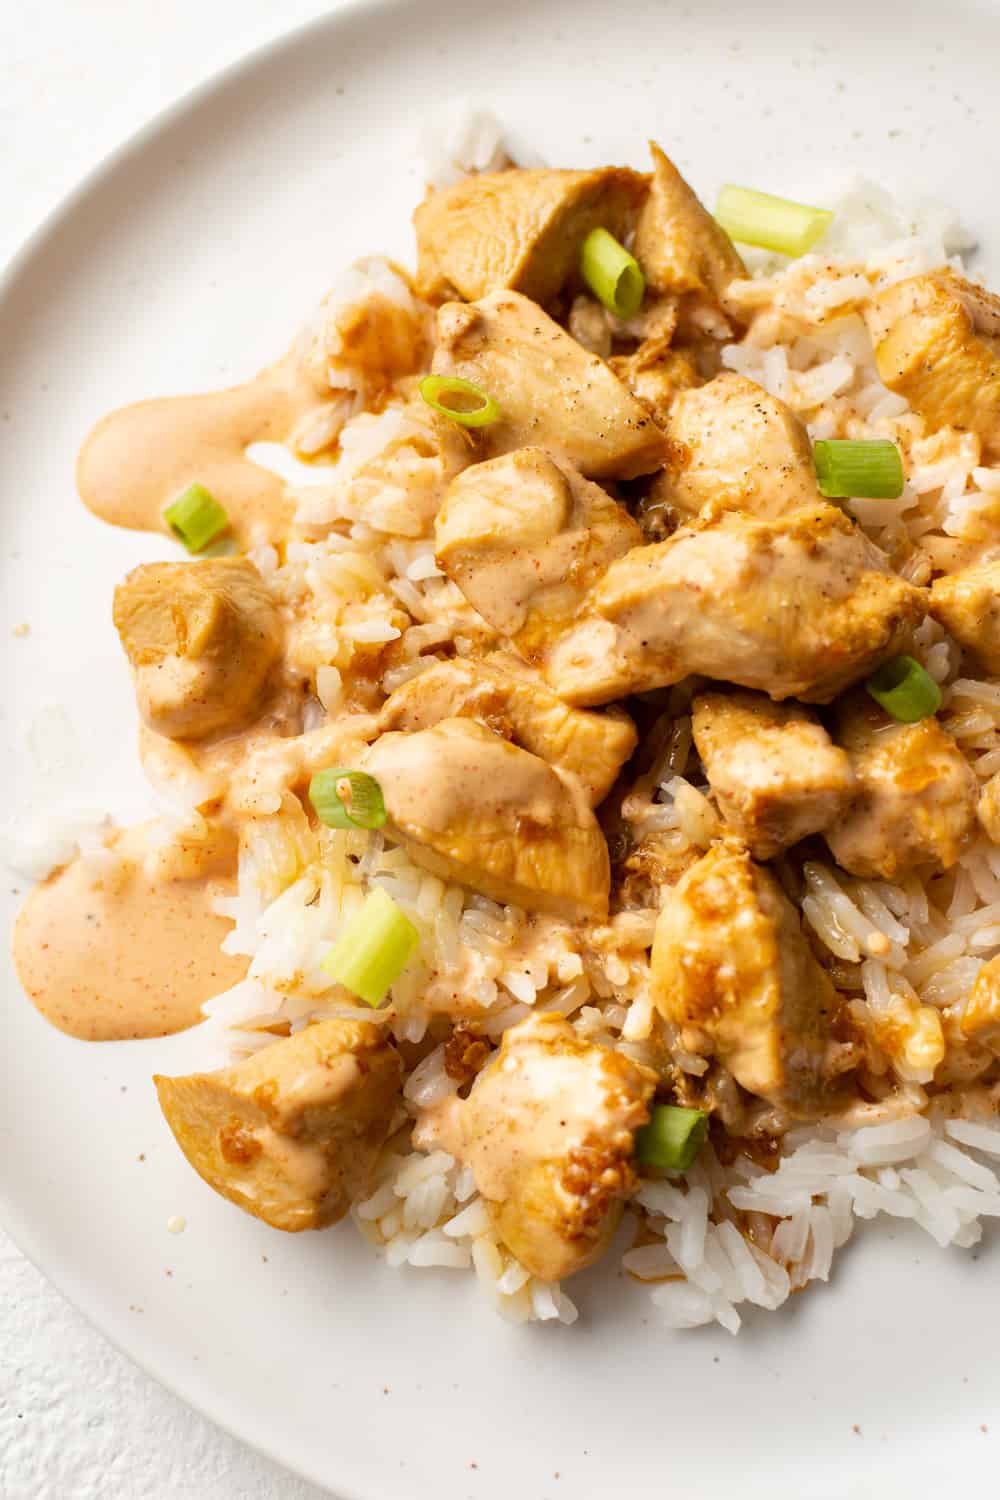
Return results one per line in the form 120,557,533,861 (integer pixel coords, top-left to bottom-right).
814,439,904,500
163,483,230,553
635,1105,708,1172
418,374,500,428
865,656,942,723
309,769,386,831
715,184,833,257
579,227,645,319
321,887,420,1007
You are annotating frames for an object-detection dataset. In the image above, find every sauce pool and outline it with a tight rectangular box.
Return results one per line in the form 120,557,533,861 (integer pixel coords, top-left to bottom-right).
12,824,247,1042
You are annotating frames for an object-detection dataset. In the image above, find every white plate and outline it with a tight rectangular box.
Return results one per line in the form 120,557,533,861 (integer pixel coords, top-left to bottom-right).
3,1,1000,1495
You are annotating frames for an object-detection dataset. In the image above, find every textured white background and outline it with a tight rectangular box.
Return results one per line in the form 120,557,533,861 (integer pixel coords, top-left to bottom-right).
0,6,348,1495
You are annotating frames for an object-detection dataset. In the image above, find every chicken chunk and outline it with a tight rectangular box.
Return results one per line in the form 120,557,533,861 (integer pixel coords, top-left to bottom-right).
544,504,925,706
113,558,283,741
978,773,1000,844
865,271,1000,458
434,447,641,659
825,693,978,879
961,955,1000,1043
929,557,1000,674
692,691,855,859
414,165,647,306
364,718,610,919
379,655,636,805
414,1012,656,1281
632,144,745,309
432,291,668,480
651,841,842,1112
154,1020,401,1232
655,373,823,521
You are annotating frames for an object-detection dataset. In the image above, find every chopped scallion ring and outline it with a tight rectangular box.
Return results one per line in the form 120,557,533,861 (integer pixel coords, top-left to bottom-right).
163,483,230,553
635,1105,708,1172
321,887,420,1007
814,439,904,500
418,374,500,428
715,184,833,257
309,768,386,831
865,656,942,723
580,226,645,319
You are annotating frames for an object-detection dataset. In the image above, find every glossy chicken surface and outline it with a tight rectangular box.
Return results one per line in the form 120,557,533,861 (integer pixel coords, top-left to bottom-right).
435,446,640,657
113,558,282,740
378,655,636,805
416,1012,655,1281
431,291,668,479
658,373,823,521
633,144,745,310
542,504,925,706
692,690,854,859
651,842,843,1114
364,718,610,920
414,165,647,306
930,557,1000,674
155,1021,402,1231
866,271,1000,457
825,694,978,879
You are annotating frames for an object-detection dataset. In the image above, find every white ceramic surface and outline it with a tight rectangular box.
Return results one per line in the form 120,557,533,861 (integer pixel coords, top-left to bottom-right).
3,2,1000,1496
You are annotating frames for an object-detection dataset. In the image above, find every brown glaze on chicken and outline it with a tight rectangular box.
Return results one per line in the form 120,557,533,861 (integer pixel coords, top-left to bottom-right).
826,693,978,879
692,690,855,859
543,504,925,706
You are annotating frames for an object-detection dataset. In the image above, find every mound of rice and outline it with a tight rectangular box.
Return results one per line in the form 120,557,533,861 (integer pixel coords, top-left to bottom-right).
11,110,1000,1332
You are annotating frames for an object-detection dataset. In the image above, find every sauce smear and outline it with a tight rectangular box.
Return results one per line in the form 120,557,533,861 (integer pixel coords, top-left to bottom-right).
76,350,330,545
12,824,247,1042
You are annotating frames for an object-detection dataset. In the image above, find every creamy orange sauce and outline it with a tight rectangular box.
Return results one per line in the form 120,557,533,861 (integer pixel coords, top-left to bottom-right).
76,348,331,545
12,823,246,1042
415,1012,650,1202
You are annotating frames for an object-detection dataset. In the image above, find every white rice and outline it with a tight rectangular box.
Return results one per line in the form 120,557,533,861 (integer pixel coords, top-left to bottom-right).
10,123,1000,1330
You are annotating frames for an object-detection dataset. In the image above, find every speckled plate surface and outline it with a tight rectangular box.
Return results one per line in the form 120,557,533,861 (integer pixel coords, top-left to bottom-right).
2,2,1000,1495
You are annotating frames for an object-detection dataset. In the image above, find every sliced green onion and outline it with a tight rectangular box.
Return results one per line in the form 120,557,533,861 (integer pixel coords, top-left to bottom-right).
309,768,386,831
814,439,904,500
163,483,230,553
715,184,833,257
635,1105,708,1172
865,656,942,723
321,887,420,1007
579,227,645,319
419,374,500,428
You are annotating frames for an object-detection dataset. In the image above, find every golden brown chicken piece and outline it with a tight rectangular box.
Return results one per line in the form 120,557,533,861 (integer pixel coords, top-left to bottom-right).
865,271,1000,458
692,690,855,859
414,1012,656,1281
825,693,978,879
413,165,647,306
544,504,925,706
655,373,823,521
431,291,669,480
434,447,641,660
632,143,745,309
929,557,1000,674
113,558,283,741
364,719,610,920
651,841,842,1113
378,655,636,805
154,1020,402,1232
961,956,1000,1043
978,773,1000,845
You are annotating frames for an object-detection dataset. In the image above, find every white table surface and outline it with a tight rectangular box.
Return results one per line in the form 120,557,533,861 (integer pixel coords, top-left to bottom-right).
0,7,349,1495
